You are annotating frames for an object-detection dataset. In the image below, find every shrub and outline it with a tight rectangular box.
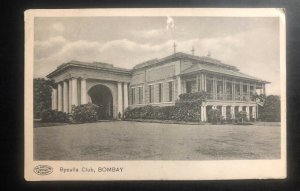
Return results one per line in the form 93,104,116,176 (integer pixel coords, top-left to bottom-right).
179,91,207,101
236,111,247,123
208,109,222,124
124,92,206,122
40,109,69,123
72,103,99,122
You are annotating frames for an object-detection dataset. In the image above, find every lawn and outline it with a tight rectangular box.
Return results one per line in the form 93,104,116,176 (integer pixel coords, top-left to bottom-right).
34,121,281,160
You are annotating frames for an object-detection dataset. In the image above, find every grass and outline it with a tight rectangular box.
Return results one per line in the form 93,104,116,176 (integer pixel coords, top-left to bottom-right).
34,121,281,160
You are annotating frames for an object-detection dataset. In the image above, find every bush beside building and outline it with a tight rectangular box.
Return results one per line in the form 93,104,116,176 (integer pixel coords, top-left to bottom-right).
40,109,69,123
124,92,206,122
72,103,99,122
34,78,54,119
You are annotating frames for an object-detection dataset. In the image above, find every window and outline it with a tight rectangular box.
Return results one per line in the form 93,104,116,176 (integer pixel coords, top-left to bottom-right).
131,88,135,104
138,87,143,104
168,81,174,102
149,85,154,103
158,83,163,102
206,78,213,99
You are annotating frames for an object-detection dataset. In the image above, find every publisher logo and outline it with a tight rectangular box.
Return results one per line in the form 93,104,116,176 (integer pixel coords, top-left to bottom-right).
33,165,53,175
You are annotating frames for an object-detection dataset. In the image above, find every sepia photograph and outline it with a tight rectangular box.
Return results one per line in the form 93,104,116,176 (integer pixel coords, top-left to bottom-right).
24,8,286,180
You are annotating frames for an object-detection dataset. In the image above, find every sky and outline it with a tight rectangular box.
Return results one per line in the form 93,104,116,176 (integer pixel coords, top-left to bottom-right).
34,16,280,95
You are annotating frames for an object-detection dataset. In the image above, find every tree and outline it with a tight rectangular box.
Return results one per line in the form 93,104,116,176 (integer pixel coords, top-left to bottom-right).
34,78,54,119
258,95,281,122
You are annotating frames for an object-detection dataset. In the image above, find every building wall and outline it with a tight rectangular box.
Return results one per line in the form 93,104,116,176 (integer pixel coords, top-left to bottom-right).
129,60,180,107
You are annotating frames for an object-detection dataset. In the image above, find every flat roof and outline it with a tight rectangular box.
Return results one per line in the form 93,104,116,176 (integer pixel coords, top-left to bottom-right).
46,60,131,78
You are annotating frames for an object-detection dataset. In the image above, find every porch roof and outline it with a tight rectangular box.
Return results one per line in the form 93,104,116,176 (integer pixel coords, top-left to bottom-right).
180,63,270,83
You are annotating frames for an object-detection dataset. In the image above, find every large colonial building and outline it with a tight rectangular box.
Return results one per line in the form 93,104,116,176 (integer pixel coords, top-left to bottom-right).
47,52,268,121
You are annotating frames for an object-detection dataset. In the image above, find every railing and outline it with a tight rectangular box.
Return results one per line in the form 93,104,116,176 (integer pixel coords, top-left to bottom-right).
217,93,223,100
224,94,232,100
205,92,253,102
235,94,241,101
207,92,214,99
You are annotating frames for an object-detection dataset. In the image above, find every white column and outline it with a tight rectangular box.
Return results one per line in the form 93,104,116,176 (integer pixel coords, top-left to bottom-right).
201,106,204,122
201,105,207,121
252,106,257,119
52,87,57,110
123,83,128,110
246,106,250,120
221,106,226,120
57,82,63,111
68,79,72,112
177,76,181,98
81,78,87,105
117,82,123,118
230,106,235,119
63,81,68,113
71,78,78,106
238,106,243,112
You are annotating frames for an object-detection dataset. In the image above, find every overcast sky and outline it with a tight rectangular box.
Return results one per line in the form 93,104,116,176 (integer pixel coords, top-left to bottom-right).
34,16,280,95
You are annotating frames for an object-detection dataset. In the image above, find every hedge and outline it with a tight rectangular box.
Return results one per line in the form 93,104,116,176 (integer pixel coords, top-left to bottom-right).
40,109,69,123
72,103,99,122
124,92,206,122
207,109,222,124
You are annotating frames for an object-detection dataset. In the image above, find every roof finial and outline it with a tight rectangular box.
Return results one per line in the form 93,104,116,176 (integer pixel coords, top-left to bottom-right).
191,46,195,55
207,51,211,57
173,41,176,54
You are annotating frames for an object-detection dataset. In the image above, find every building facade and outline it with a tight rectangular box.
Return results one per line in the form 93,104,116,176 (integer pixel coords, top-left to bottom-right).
47,52,268,121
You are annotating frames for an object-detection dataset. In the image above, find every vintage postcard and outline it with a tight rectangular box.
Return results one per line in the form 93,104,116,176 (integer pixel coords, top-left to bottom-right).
24,8,286,180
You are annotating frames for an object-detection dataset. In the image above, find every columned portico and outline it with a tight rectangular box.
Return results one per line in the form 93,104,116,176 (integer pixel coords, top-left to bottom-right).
50,77,130,120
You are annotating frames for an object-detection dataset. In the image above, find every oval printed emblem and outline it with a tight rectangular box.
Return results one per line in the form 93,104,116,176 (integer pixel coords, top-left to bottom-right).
33,165,53,175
